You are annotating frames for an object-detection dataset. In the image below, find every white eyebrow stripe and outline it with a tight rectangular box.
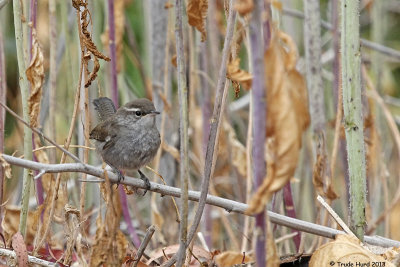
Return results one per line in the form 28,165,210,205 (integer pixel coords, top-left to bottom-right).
123,107,141,112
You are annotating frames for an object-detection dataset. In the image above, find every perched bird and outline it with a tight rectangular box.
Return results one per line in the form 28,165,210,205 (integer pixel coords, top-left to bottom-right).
89,97,161,193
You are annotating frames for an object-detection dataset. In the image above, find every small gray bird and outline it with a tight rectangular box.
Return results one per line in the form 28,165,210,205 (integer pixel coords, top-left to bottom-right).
89,97,161,193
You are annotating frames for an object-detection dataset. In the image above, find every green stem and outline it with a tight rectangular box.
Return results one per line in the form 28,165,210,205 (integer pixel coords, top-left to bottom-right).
341,0,367,240
13,0,32,238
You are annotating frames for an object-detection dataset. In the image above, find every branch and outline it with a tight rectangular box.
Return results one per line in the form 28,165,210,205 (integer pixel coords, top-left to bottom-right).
3,154,399,248
0,247,57,266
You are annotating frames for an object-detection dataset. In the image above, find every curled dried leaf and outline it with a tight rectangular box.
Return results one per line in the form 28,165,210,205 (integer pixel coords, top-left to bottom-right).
26,28,44,128
2,206,42,247
187,0,208,42
227,58,252,91
85,53,100,88
312,135,338,200
247,31,310,214
234,0,254,16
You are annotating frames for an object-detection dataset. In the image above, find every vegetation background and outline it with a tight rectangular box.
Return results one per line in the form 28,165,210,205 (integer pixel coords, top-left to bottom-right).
0,0,400,266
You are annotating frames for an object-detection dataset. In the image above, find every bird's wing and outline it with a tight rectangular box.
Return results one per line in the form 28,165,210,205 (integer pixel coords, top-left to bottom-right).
89,120,118,150
93,97,116,121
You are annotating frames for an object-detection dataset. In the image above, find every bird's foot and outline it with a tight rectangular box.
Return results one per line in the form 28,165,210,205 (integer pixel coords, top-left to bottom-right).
112,168,125,187
138,169,151,195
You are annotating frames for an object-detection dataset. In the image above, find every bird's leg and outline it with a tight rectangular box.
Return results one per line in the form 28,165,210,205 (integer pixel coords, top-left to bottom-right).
108,164,125,186
138,169,151,195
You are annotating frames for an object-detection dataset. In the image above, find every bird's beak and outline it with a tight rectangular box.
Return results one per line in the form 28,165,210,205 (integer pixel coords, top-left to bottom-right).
151,110,161,115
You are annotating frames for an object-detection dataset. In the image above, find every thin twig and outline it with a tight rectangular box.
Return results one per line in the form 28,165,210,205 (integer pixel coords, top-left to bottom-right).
2,154,400,248
133,225,156,267
0,102,81,163
317,195,356,238
0,247,58,266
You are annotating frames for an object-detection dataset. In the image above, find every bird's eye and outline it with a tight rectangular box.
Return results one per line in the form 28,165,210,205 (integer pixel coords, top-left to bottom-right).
135,110,142,116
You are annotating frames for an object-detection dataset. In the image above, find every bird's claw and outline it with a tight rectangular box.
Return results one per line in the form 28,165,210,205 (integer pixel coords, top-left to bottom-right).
138,169,151,196
112,168,125,188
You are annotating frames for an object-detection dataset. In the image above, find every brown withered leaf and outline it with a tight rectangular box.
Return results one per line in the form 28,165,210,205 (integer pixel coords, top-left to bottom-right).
309,235,394,267
247,31,310,214
266,220,280,267
227,58,252,91
63,205,81,266
312,135,338,200
0,153,12,179
214,251,253,266
187,0,208,42
234,0,254,16
2,206,43,247
26,28,44,128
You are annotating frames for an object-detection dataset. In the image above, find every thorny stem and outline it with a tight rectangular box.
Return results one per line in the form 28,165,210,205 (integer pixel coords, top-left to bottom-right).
341,0,367,240
2,154,400,248
13,0,32,239
174,0,189,265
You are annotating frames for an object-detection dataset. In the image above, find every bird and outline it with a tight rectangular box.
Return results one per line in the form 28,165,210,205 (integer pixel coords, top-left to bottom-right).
89,97,161,194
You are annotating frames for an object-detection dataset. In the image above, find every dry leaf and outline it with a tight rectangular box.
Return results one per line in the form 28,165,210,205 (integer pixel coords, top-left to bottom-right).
266,219,280,267
187,0,208,42
227,58,253,91
312,135,338,200
63,205,81,266
247,31,310,214
214,251,253,266
148,244,211,265
0,153,12,179
2,206,42,246
309,235,394,267
234,0,254,16
26,28,44,128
